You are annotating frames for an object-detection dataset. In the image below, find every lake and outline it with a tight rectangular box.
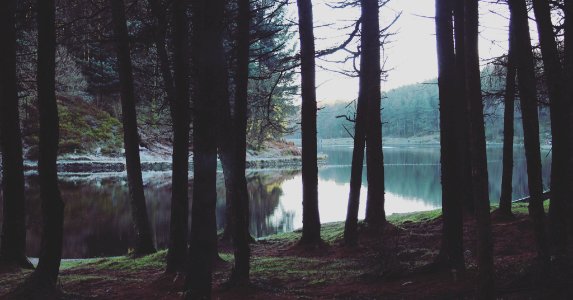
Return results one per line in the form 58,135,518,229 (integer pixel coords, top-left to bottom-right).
0,144,552,258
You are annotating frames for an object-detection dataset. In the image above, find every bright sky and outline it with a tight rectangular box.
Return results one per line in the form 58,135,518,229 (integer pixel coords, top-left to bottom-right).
287,0,517,104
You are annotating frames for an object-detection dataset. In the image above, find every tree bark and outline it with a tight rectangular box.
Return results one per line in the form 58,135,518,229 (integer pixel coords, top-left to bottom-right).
36,0,64,286
296,0,321,244
453,0,474,214
363,0,386,227
508,0,549,262
435,0,464,270
0,0,32,269
464,0,494,297
110,0,156,256
186,0,223,297
498,14,517,217
165,0,190,273
229,0,252,284
565,0,573,238
343,98,366,245
531,0,571,258
147,0,176,120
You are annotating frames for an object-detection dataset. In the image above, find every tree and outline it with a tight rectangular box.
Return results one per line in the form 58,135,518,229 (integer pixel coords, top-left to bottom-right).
110,0,156,256
508,0,549,262
165,0,191,273
8,0,66,296
343,87,367,245
186,0,224,296
229,0,252,284
464,0,494,297
498,13,517,218
565,0,573,238
453,0,474,214
0,0,33,270
363,0,386,227
531,0,571,258
435,0,464,270
296,0,321,245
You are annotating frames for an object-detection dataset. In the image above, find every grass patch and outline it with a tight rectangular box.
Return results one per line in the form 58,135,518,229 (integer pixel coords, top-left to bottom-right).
387,209,442,225
78,250,167,271
251,256,361,287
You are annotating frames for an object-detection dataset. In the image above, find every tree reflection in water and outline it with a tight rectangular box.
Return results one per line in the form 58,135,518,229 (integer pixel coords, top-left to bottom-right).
0,145,551,259
10,171,298,259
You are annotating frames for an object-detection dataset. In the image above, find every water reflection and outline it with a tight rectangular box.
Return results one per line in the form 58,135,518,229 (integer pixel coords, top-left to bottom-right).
0,145,553,258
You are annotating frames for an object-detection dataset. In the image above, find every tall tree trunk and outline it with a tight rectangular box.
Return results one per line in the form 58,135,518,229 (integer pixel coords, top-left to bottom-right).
343,98,366,245
508,0,549,262
565,0,573,238
296,0,321,244
110,0,156,256
17,0,66,294
453,0,474,214
363,0,386,227
531,0,571,258
0,0,32,269
435,0,464,271
147,0,176,120
186,0,223,297
229,0,252,284
165,0,190,273
498,14,517,217
464,0,494,297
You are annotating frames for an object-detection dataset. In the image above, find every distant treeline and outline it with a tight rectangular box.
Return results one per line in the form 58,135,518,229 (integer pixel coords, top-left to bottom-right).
311,69,552,143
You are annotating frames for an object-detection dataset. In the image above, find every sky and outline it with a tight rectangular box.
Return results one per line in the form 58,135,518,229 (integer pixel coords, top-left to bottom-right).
286,0,516,104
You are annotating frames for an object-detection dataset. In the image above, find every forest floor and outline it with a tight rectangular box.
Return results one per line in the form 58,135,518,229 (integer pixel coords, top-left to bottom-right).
1,202,572,299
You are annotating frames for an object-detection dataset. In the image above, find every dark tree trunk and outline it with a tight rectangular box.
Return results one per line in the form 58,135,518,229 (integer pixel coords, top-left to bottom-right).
565,0,573,237
453,0,474,214
229,0,252,284
147,0,176,120
464,0,494,297
435,0,464,270
186,0,223,297
363,0,386,227
531,0,571,258
33,0,65,289
0,0,32,269
110,0,156,256
343,98,366,246
296,0,321,244
165,0,190,273
508,0,549,262
498,14,517,217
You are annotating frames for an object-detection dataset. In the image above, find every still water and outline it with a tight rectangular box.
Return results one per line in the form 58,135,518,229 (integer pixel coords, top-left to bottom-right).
0,145,552,258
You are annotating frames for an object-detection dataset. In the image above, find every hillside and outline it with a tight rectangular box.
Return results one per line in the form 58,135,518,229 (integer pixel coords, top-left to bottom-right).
313,79,552,144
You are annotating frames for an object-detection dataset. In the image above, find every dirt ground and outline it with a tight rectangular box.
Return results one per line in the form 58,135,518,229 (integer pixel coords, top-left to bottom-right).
1,204,572,299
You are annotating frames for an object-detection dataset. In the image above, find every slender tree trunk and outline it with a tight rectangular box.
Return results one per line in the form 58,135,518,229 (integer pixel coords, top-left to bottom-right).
464,0,494,297
531,0,571,258
229,0,252,284
435,0,464,271
453,0,474,214
363,0,386,227
296,0,321,244
343,96,366,245
508,0,549,262
186,0,223,297
165,0,190,273
34,0,64,288
498,14,517,217
565,0,573,238
0,0,32,269
110,0,156,256
147,0,176,120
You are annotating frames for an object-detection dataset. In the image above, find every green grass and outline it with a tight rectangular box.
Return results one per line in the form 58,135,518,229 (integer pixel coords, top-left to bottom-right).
387,209,442,225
